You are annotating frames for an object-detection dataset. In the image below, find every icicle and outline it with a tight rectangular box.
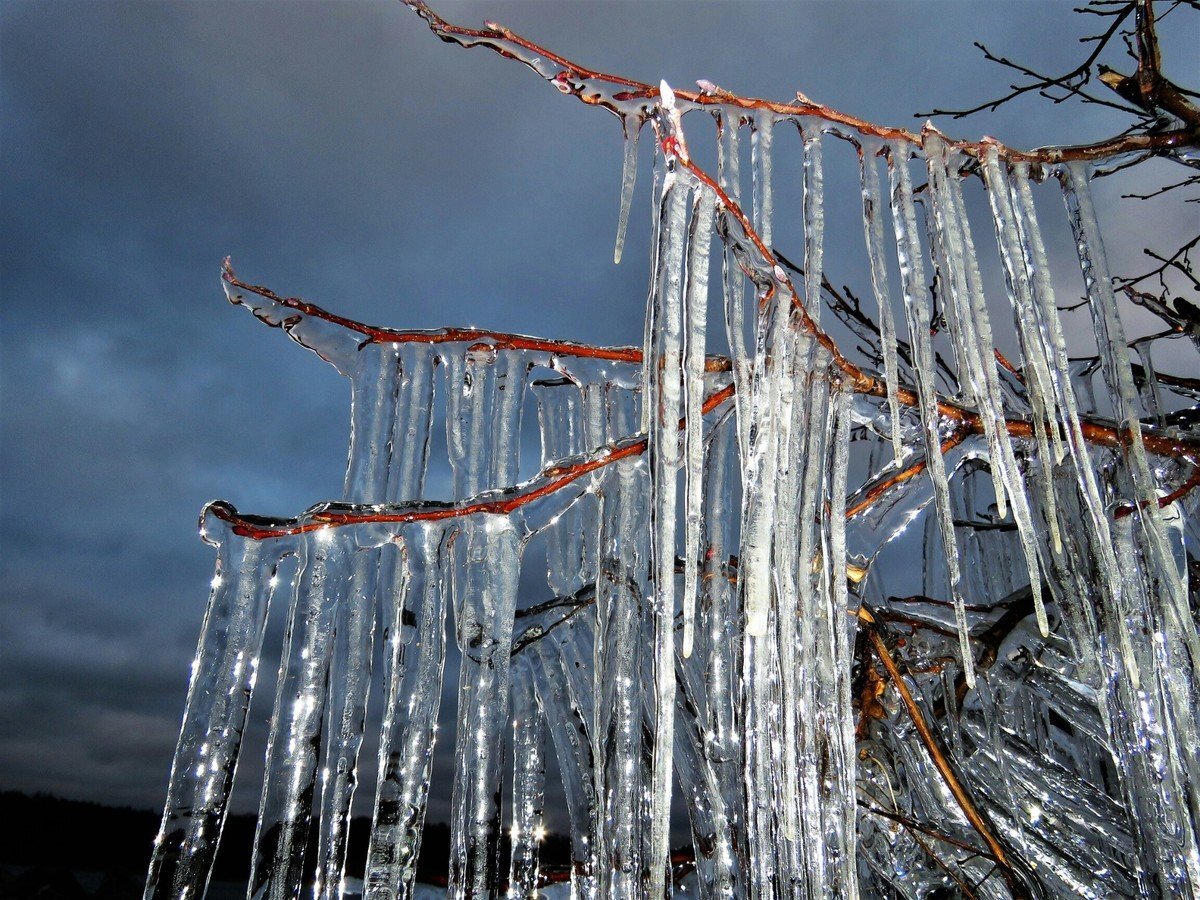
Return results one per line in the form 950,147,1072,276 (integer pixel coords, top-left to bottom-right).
442,350,472,501
801,119,825,324
446,345,526,500
145,517,284,900
1109,514,1200,893
488,348,525,488
682,190,715,658
365,524,450,900
345,345,400,502
981,147,1063,558
387,343,436,504
592,457,648,899
251,528,352,900
507,662,545,899
672,653,738,899
645,89,689,894
1060,164,1167,518
447,515,521,899
923,134,1008,516
772,337,804,854
741,604,780,892
614,116,641,265
925,136,1045,636
697,413,742,820
751,113,774,249
1064,162,1200,893
827,383,859,897
530,633,599,898
1010,163,1116,570
534,378,587,597
996,166,1068,466
718,112,752,464
886,138,975,688
641,139,664,436
313,546,379,900
740,254,794,637
785,355,859,897
857,139,906,465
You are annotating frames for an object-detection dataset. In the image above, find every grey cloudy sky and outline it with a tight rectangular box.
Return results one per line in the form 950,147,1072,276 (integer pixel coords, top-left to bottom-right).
1,0,1196,831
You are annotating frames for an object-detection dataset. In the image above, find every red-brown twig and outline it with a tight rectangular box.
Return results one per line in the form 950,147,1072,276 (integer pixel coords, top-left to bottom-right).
844,431,971,519
858,606,1029,898
223,260,726,371
1114,464,1200,518
207,382,736,540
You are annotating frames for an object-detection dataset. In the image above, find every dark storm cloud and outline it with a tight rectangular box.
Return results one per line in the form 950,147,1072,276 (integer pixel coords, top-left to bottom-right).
1,0,1195,831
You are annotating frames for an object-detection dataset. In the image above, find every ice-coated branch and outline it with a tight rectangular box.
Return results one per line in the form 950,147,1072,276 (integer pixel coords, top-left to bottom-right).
404,0,1198,166
220,243,1200,538
223,259,735,372
202,382,736,540
398,2,1200,467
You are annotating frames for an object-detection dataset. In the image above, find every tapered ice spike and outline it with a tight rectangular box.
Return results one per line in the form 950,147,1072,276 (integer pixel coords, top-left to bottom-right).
681,190,715,659
146,519,285,900
887,137,970,669
644,115,689,900
857,138,907,465
614,117,640,265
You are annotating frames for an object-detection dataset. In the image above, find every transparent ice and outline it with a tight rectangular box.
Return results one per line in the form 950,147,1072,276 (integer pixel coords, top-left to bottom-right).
146,13,1199,900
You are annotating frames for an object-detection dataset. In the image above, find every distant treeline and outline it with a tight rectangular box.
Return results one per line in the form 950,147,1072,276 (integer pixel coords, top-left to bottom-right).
0,791,572,890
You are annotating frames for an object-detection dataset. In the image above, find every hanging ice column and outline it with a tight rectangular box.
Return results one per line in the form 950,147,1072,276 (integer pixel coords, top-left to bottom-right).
364,523,451,900
645,92,860,898
1060,162,1200,896
145,510,288,900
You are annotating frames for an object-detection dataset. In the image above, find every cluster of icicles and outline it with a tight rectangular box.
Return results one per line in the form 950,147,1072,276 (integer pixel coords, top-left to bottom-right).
146,46,1199,900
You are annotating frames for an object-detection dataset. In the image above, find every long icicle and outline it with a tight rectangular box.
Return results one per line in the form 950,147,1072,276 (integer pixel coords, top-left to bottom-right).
145,522,284,900
682,190,716,658
800,118,824,326
857,138,907,466
364,524,449,900
924,133,1046,637
646,79,689,900
885,138,975,688
614,115,642,265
